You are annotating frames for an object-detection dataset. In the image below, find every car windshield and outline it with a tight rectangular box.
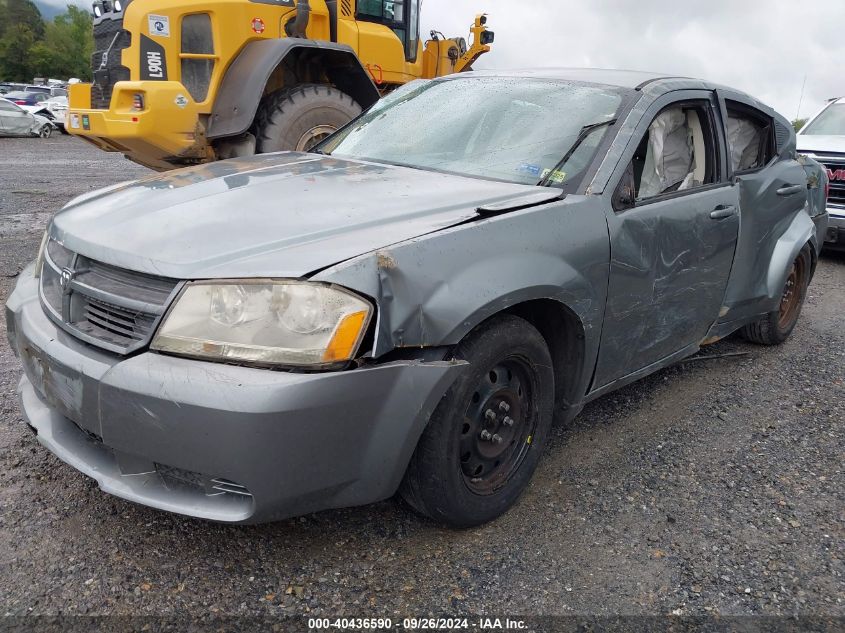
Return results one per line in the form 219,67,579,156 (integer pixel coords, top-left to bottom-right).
803,103,845,135
5,92,31,100
323,77,626,186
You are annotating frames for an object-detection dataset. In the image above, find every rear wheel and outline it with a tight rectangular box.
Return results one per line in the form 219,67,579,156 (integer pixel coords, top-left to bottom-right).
400,315,554,527
741,244,812,345
254,84,361,154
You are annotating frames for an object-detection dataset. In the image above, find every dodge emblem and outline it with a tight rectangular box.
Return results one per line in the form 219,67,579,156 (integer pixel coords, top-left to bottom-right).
60,267,75,294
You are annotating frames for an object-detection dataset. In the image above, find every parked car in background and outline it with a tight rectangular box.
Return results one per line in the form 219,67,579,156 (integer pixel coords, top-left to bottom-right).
3,91,50,113
798,97,845,250
24,84,67,97
0,82,25,95
40,96,69,133
5,69,828,527
0,98,55,138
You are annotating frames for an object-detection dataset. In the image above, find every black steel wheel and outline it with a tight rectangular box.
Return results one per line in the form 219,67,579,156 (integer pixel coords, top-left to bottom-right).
401,314,554,527
741,244,812,345
459,358,537,495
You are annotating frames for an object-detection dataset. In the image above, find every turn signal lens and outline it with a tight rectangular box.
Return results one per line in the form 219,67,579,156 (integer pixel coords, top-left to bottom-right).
323,311,369,362
132,93,145,111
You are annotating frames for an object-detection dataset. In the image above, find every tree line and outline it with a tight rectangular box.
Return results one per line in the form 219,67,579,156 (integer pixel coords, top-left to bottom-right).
0,0,94,82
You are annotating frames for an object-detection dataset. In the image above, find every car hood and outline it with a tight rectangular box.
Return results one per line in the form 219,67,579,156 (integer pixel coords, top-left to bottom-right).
51,152,556,279
797,134,845,154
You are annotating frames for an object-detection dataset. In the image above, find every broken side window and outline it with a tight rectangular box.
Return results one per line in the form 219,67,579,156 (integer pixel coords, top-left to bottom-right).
726,101,774,173
627,101,717,203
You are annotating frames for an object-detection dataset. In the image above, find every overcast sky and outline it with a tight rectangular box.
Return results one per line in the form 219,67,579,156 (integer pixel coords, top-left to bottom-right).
421,0,841,121
43,0,840,120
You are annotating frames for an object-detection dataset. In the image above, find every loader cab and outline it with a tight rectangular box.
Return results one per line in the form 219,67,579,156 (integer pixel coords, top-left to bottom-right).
357,0,421,62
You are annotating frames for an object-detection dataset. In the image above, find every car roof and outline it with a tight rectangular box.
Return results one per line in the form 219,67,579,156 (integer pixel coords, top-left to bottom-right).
443,67,777,117
463,67,676,88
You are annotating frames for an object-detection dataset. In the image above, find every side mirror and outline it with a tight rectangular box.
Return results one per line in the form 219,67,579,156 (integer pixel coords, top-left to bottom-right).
612,162,636,212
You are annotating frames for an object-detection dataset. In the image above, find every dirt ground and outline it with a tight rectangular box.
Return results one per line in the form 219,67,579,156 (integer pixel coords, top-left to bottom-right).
0,136,843,621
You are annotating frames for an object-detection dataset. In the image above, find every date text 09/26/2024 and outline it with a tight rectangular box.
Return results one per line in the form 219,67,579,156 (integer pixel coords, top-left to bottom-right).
308,617,528,630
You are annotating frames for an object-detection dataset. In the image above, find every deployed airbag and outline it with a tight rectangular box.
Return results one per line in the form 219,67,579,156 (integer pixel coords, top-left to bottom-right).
727,117,761,171
639,108,695,199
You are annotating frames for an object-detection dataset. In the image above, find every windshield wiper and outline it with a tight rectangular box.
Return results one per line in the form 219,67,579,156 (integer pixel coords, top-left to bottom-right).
539,118,617,186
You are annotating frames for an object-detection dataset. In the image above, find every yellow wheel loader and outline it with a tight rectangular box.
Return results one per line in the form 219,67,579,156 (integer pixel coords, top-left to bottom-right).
67,0,494,171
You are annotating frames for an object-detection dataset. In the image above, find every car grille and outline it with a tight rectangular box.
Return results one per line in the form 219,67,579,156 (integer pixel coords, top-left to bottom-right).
40,240,179,355
810,152,845,209
91,10,132,109
77,297,158,347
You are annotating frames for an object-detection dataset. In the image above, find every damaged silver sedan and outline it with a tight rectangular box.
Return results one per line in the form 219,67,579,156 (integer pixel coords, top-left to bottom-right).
5,69,829,526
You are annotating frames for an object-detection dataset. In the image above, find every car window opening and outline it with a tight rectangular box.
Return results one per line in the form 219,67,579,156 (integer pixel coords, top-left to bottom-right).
725,101,775,173
634,104,715,201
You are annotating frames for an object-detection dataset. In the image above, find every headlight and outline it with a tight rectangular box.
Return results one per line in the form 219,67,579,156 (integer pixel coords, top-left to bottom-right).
33,228,50,278
151,281,373,367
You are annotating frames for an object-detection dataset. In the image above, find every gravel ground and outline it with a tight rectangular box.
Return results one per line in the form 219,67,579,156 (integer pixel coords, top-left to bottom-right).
0,136,843,620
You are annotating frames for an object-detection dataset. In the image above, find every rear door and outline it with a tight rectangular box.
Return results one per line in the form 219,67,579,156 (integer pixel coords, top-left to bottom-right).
716,92,809,323
593,90,740,388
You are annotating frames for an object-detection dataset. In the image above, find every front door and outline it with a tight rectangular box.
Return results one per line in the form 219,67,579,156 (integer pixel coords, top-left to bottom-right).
593,91,740,388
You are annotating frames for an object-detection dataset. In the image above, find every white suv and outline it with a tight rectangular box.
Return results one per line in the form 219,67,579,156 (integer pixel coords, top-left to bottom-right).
798,98,845,250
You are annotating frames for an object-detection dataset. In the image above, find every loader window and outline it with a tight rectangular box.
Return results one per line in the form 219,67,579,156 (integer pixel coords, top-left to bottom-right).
180,14,215,103
357,0,420,62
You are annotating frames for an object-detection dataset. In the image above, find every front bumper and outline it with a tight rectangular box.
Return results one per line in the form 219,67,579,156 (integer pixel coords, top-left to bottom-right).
67,81,212,170
6,269,464,523
823,209,845,250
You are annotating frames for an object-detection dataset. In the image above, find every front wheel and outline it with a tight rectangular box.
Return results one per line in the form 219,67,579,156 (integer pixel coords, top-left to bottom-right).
400,315,554,527
741,244,812,345
254,84,361,154
38,124,52,139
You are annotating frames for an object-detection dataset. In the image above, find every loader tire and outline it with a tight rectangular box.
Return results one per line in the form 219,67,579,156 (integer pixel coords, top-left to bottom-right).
255,84,361,154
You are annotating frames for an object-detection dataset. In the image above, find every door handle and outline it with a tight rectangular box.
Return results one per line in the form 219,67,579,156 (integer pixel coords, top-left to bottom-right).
777,184,804,197
710,205,737,220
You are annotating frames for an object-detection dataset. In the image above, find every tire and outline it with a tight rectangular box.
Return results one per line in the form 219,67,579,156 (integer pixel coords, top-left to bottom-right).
400,315,555,527
741,244,812,345
38,124,52,139
254,84,361,154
